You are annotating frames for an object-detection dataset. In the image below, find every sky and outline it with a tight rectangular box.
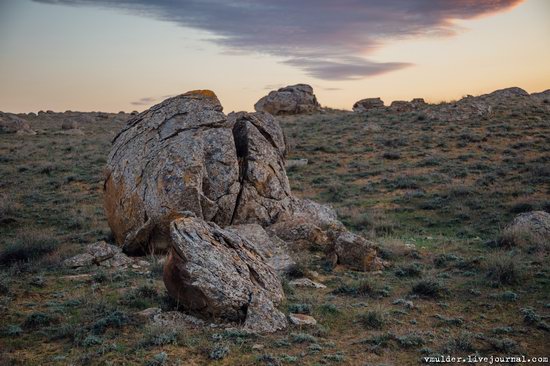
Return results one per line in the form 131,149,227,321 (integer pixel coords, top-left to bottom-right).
0,0,549,113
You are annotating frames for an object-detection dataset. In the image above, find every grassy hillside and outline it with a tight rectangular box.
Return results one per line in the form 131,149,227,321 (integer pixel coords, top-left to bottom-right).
0,107,549,365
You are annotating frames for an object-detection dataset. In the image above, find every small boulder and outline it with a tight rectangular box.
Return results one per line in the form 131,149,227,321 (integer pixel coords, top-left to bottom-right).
500,211,550,249
63,253,94,268
86,241,120,262
289,313,317,326
288,278,326,289
163,216,286,331
254,84,321,115
329,231,387,271
352,98,384,112
61,120,79,130
0,113,36,135
100,252,134,268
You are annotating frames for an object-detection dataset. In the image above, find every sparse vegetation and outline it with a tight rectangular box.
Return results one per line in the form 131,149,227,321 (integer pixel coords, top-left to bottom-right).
0,102,549,364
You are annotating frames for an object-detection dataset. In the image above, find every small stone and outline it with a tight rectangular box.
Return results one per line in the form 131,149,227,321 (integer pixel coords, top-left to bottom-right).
86,241,121,262
288,278,326,289
63,253,94,268
152,311,205,328
289,313,317,326
252,344,265,350
100,252,133,268
135,307,161,320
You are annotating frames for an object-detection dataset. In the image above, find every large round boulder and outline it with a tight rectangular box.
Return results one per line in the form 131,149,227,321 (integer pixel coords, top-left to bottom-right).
254,84,321,115
104,90,291,254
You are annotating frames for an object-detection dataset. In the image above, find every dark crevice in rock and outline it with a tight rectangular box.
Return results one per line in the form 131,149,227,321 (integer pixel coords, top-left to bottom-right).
159,118,227,142
230,118,250,225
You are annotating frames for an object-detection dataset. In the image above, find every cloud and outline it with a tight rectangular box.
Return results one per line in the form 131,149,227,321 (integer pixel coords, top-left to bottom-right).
130,96,157,106
284,57,411,80
34,0,523,80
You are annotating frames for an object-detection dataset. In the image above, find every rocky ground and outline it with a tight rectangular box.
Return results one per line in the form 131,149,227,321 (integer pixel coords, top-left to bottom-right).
0,88,549,365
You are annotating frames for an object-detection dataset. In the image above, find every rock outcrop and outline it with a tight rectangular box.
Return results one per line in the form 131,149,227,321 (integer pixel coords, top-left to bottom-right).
0,113,36,135
254,84,321,115
352,98,384,112
104,91,291,254
104,89,386,332
164,215,287,332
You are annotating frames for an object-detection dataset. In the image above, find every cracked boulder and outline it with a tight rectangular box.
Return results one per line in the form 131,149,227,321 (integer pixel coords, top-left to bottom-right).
104,90,291,254
254,84,321,115
163,216,286,331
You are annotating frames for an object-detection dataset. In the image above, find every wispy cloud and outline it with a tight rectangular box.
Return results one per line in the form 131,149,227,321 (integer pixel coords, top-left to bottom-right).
34,0,523,80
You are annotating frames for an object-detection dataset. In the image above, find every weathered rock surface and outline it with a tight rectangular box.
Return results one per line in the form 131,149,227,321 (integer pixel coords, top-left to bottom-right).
352,98,384,112
389,98,427,113
163,216,286,331
226,224,295,274
500,211,550,248
0,113,36,135
63,240,143,269
254,84,321,115
289,313,317,326
288,278,326,289
63,253,94,268
329,231,387,271
104,91,292,254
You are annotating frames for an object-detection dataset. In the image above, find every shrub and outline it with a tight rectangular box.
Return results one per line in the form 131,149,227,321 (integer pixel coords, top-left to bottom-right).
394,263,423,277
146,352,168,366
82,334,103,347
121,285,159,309
434,253,463,268
209,345,229,360
318,303,340,316
411,280,448,299
288,303,311,315
0,230,58,265
91,310,129,335
141,326,178,347
485,253,522,286
359,309,386,330
332,280,378,297
0,275,10,295
443,332,475,352
396,333,425,348
291,333,317,344
23,312,55,329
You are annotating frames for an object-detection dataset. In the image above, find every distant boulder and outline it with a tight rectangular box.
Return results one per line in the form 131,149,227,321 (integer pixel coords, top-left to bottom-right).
254,84,321,115
499,211,550,250
486,87,529,98
61,120,79,130
531,89,550,104
0,113,36,135
389,98,427,113
352,98,384,112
